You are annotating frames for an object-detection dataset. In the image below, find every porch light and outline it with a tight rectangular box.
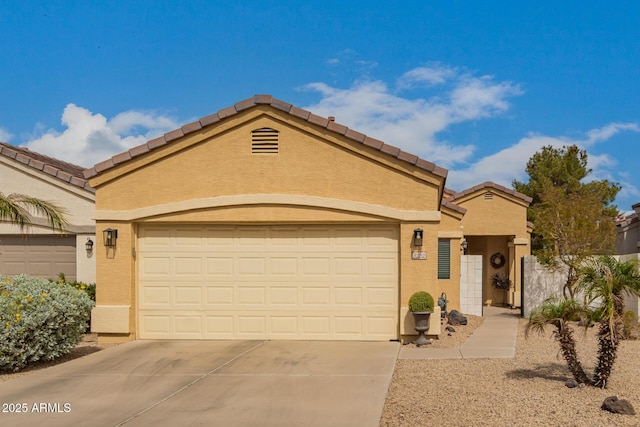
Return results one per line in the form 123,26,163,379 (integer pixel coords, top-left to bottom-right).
85,238,94,252
412,228,423,247
460,238,468,250
103,228,118,247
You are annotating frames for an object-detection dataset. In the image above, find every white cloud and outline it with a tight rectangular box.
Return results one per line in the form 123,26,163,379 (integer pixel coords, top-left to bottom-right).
0,127,13,142
396,65,457,89
302,66,522,167
447,125,640,194
585,122,640,145
23,104,180,167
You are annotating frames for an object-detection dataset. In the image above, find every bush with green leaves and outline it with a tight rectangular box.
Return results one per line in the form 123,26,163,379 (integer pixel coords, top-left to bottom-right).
0,274,95,372
57,273,96,302
408,291,435,312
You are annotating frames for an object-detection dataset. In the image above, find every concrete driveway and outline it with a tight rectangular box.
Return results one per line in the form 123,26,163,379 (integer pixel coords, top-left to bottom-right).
0,340,399,427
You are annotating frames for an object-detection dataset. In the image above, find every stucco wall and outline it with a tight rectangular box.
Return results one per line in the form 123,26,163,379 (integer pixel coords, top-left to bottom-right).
0,157,96,283
90,106,449,341
93,109,441,213
457,192,529,237
0,158,94,227
617,221,639,255
522,254,640,318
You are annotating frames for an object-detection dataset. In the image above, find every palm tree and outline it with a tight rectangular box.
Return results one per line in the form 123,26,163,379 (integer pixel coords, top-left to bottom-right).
0,192,68,231
526,296,591,385
576,255,640,388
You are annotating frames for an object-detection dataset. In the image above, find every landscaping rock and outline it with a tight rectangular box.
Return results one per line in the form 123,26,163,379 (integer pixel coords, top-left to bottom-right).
601,396,636,415
445,326,456,333
565,379,579,388
448,310,468,326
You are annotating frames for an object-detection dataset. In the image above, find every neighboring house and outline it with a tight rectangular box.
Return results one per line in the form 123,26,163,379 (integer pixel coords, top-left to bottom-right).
86,95,531,343
616,202,640,255
0,142,96,282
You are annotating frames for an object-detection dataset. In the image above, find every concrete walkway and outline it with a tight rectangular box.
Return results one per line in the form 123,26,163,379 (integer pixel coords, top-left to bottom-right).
399,306,521,360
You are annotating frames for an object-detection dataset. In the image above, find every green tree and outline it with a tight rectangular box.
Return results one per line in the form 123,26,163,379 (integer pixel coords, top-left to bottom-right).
0,192,68,232
513,145,621,298
526,297,591,385
576,256,640,388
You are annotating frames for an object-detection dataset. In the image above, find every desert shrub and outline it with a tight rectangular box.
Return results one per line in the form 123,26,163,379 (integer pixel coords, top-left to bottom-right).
0,274,95,372
408,291,435,312
57,273,96,302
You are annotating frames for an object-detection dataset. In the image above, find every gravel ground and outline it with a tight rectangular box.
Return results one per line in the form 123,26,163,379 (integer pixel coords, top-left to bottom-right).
403,314,485,349
380,319,640,427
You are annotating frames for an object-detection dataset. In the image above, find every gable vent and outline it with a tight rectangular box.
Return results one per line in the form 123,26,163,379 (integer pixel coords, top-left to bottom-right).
251,128,279,154
484,193,494,201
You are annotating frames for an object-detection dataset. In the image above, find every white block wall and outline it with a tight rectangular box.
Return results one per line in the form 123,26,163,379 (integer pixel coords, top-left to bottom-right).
460,255,483,316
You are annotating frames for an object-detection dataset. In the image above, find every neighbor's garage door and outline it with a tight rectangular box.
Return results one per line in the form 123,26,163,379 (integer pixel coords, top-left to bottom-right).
0,235,76,281
137,225,398,340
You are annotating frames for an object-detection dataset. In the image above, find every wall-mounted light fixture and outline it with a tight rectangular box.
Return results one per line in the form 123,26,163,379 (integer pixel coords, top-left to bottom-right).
460,238,468,251
85,237,94,252
103,228,118,247
412,228,423,247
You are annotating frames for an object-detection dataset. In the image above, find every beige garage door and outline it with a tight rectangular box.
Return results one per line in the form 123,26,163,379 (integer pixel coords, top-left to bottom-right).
137,225,399,340
0,235,76,281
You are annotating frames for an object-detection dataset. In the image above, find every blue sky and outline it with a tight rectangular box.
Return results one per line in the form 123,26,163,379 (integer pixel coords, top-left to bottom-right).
1,1,638,210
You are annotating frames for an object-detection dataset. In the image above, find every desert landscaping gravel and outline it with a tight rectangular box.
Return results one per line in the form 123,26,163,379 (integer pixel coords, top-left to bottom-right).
2,316,639,426
380,317,640,427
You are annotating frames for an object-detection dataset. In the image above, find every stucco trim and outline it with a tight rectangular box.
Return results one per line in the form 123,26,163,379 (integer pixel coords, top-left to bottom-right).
91,305,130,333
92,194,442,222
512,238,529,245
437,231,464,238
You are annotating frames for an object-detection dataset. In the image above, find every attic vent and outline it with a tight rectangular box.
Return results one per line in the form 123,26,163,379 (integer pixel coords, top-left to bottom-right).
251,128,279,154
484,193,494,201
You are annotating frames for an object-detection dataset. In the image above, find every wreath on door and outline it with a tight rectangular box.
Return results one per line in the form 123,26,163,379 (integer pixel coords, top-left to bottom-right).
490,252,506,269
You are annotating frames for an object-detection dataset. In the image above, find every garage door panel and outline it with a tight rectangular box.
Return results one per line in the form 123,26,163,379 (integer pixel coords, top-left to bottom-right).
174,286,203,305
0,235,76,281
174,257,203,275
140,256,171,275
205,257,234,275
270,287,298,305
138,225,398,340
206,286,234,304
335,287,363,305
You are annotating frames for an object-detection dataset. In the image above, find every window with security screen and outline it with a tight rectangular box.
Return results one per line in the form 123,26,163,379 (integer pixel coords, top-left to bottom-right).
438,238,451,279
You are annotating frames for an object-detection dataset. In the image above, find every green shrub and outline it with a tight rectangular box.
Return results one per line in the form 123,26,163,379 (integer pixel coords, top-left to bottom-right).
0,274,95,372
57,273,95,302
408,291,435,312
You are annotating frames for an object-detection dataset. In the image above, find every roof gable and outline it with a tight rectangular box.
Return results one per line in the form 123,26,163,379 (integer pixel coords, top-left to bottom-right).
448,181,532,206
84,95,448,183
0,142,93,193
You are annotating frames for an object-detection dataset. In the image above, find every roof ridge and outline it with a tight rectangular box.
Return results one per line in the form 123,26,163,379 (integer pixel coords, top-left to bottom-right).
0,141,93,193
83,94,448,180
448,181,532,204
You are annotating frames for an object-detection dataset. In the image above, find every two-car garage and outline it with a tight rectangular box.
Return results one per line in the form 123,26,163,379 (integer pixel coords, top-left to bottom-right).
137,225,399,340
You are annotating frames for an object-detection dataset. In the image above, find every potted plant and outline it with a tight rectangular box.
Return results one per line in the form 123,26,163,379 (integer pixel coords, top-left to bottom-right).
492,272,511,290
408,291,434,346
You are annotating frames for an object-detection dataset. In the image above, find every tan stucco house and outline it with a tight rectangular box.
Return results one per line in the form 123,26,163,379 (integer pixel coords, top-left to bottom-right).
616,202,640,255
86,95,531,343
0,142,96,282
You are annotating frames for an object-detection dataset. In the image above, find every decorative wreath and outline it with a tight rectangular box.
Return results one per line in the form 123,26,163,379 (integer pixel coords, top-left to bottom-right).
490,252,506,269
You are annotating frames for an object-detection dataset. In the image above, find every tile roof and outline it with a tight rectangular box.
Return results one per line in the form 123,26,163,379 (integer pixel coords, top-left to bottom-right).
441,199,467,215
448,181,532,204
83,94,448,180
0,141,93,193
